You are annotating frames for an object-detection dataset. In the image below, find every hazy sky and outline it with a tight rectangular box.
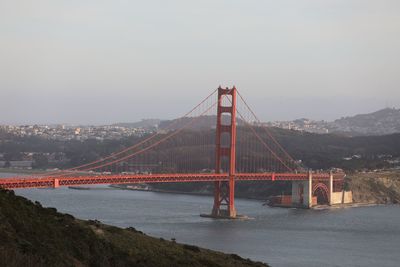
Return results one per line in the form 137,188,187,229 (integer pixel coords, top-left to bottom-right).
1,0,399,125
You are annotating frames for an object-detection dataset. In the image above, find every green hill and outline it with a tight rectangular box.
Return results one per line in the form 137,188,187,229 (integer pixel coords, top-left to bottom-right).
2,126,400,172
0,189,268,267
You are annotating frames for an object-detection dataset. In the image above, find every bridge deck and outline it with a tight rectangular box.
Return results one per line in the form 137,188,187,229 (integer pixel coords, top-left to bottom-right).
0,172,345,189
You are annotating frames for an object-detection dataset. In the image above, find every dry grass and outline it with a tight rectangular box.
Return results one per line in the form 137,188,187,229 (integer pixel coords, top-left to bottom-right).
348,170,400,204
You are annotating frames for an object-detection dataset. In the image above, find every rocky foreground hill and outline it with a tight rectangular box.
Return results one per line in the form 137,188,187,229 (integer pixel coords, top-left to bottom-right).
0,189,268,267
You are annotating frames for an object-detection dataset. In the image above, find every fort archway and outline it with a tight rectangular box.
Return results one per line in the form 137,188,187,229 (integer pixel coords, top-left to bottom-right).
313,183,329,205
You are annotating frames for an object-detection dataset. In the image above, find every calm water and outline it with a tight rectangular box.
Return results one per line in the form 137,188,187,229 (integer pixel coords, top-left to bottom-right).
2,174,400,267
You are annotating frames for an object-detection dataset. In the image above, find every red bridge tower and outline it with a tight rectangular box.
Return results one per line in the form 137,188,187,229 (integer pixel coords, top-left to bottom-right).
212,86,237,218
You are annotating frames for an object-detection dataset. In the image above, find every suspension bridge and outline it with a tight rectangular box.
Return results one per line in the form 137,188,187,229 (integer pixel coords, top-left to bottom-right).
0,87,346,218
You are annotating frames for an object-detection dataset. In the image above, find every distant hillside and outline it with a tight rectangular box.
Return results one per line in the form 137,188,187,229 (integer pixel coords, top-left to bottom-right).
0,189,268,267
159,115,244,130
1,127,400,172
112,107,400,136
328,108,400,136
114,116,243,132
276,129,400,170
113,119,161,129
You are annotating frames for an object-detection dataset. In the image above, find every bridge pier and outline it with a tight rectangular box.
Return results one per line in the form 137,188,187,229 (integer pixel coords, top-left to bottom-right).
290,171,343,208
291,171,313,208
329,171,334,206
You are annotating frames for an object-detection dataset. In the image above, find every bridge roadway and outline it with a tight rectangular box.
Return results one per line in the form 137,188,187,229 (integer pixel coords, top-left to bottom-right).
0,172,345,189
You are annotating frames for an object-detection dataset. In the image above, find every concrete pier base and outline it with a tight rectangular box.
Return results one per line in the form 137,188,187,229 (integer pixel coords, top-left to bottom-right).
291,171,313,208
200,213,250,220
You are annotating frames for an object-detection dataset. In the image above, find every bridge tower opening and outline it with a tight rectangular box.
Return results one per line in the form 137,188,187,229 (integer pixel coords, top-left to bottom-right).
211,86,237,218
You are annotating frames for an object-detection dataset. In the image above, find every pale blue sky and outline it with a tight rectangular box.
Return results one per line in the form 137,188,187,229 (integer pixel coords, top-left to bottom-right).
1,0,399,124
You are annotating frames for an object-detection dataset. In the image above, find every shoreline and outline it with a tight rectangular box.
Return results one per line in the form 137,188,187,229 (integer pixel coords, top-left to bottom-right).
312,202,381,210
